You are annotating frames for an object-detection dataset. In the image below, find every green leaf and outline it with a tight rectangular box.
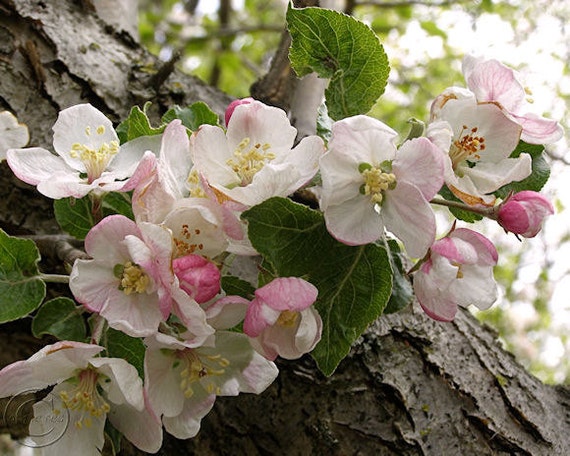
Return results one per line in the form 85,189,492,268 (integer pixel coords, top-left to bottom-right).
103,328,146,379
384,240,414,314
0,229,46,323
287,5,390,120
420,20,447,38
32,297,87,341
102,192,134,220
161,102,220,131
242,197,392,376
54,196,95,240
438,186,483,223
116,102,165,144
494,141,550,199
221,275,256,299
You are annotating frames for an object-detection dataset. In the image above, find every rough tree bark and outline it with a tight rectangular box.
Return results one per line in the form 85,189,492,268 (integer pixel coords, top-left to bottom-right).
0,1,569,455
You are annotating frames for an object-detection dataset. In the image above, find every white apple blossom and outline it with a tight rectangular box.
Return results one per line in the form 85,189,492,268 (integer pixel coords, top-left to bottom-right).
429,92,528,205
462,55,564,145
413,228,498,321
6,104,158,199
144,330,278,439
319,115,444,258
190,100,324,207
0,341,162,455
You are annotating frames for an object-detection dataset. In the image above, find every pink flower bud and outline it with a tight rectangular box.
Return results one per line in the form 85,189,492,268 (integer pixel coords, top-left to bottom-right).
173,254,221,303
224,97,254,126
497,191,554,238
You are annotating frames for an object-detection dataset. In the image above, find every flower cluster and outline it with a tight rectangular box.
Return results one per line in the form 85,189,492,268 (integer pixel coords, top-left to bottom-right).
0,54,560,453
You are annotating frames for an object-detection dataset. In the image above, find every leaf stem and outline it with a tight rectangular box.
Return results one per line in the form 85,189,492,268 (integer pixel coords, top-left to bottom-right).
430,197,497,219
39,273,70,283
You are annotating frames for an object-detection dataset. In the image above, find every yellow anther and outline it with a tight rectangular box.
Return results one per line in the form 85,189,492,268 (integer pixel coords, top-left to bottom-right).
119,261,150,295
69,135,119,183
449,125,486,170
276,310,300,328
96,125,105,135
360,167,397,205
226,137,275,185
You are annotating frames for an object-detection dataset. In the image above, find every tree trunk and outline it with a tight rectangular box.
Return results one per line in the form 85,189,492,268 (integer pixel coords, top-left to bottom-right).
0,1,569,455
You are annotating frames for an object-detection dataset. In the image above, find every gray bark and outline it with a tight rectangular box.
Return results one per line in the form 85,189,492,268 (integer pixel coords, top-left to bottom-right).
1,1,569,455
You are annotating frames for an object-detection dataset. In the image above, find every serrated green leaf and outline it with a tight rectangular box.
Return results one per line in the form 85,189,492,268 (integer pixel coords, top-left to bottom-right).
242,197,392,376
32,297,87,341
287,5,390,120
438,186,483,223
0,229,46,323
102,192,134,220
104,328,146,378
116,103,165,144
161,102,220,131
384,240,413,314
54,196,95,240
221,275,256,299
494,141,550,198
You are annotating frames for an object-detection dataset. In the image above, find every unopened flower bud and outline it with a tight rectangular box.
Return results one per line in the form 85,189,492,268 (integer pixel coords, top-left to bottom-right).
497,191,554,238
225,97,254,126
173,254,221,303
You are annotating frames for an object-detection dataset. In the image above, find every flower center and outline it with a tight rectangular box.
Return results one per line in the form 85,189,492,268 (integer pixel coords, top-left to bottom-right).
114,261,150,295
187,169,207,198
226,137,275,186
174,349,230,398
173,224,205,258
359,162,397,205
69,125,119,183
449,125,486,171
276,310,300,328
59,368,110,429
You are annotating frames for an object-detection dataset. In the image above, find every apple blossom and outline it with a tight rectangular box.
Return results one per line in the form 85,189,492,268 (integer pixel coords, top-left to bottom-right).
69,214,213,340
319,115,444,258
0,111,29,160
413,228,499,321
497,191,554,238
0,341,162,455
6,104,157,199
429,92,528,205
144,330,278,439
242,277,322,360
224,97,254,126
190,99,324,207
462,55,563,144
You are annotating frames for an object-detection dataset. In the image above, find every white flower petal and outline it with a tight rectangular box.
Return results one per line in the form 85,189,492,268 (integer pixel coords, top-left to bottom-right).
324,196,383,246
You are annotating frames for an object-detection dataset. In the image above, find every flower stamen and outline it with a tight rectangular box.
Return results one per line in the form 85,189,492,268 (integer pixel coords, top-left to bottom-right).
359,163,397,205
116,261,150,295
226,137,275,186
449,125,486,170
69,125,119,183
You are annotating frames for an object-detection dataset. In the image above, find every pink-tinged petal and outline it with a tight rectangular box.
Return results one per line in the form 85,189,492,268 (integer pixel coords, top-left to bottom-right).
0,341,103,397
447,174,497,206
101,292,164,337
36,171,97,199
119,150,157,192
0,111,28,159
451,228,498,265
191,125,240,187
107,397,163,454
498,191,554,238
52,104,118,171
324,196,383,246
225,97,254,126
162,393,216,439
158,120,193,197
132,170,177,223
70,260,121,312
6,147,76,186
463,55,526,112
413,256,459,322
110,135,162,179
393,137,444,201
173,254,221,303
243,300,281,337
84,214,139,261
170,287,215,347
465,153,532,194
274,134,324,184
329,115,398,164
382,182,436,258
430,86,475,119
204,295,249,330
319,147,363,209
254,277,319,313
90,357,144,409
451,263,498,310
426,120,453,153
226,101,297,155
430,237,464,263
512,112,564,144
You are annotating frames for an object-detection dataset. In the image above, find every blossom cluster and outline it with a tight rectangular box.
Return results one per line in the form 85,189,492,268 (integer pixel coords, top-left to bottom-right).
0,54,561,454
